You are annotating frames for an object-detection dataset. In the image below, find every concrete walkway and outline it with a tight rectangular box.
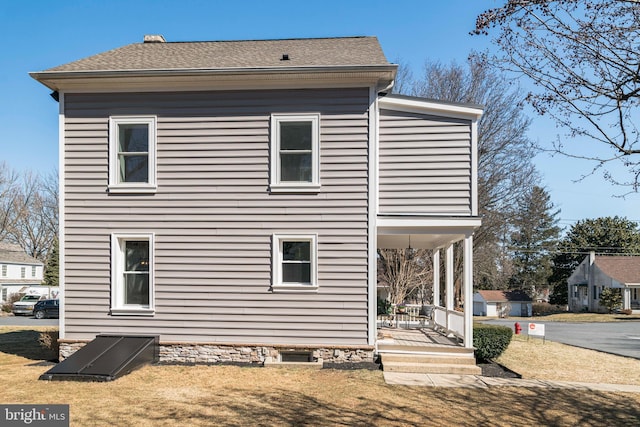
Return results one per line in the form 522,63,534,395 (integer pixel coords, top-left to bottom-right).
383,372,640,392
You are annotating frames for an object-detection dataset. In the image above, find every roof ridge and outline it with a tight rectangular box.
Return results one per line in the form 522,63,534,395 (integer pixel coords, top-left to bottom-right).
140,36,376,45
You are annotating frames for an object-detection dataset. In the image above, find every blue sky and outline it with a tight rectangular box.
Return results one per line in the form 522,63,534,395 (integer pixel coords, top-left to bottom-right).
1,0,638,229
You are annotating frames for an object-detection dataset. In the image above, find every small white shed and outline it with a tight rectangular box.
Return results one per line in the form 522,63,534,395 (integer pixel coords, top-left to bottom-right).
473,290,532,317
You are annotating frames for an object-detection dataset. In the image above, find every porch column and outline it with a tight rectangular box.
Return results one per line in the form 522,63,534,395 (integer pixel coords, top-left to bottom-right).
463,235,473,348
432,249,440,306
445,244,454,311
623,288,631,310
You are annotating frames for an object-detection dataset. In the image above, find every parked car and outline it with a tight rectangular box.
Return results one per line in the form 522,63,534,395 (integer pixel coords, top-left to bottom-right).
33,299,59,319
12,294,45,316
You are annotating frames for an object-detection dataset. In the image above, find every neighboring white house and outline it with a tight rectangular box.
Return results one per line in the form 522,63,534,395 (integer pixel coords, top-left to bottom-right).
473,290,532,317
568,252,640,313
0,242,45,303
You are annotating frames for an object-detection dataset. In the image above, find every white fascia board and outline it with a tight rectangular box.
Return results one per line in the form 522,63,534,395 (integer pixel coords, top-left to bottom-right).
378,95,484,120
376,216,482,236
30,66,397,93
377,216,482,229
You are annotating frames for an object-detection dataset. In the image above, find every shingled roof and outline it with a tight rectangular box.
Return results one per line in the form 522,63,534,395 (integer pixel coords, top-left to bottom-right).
594,256,640,285
0,242,42,265
43,36,391,72
477,290,532,302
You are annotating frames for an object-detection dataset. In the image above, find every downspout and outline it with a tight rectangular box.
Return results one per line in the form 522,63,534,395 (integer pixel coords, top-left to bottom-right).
57,91,66,340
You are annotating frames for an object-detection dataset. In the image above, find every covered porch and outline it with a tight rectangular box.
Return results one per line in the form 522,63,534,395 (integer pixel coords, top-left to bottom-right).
375,216,480,349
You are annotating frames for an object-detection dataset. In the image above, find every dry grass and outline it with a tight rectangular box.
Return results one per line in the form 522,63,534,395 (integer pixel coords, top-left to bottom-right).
1,327,640,426
497,336,640,385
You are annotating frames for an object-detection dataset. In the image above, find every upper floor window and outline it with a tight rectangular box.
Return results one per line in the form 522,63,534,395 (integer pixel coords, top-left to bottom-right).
31,266,36,277
109,116,157,193
20,267,25,278
1,264,6,277
270,114,320,192
110,233,154,315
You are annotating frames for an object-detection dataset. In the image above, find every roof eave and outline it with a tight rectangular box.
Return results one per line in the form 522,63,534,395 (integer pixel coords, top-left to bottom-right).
30,64,398,92
379,94,484,120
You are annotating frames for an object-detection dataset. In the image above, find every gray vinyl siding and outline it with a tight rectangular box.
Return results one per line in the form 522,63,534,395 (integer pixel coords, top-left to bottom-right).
62,88,370,345
378,109,472,215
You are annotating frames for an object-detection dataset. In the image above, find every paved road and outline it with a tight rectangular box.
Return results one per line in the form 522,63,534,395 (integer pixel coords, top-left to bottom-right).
0,315,58,327
483,319,640,360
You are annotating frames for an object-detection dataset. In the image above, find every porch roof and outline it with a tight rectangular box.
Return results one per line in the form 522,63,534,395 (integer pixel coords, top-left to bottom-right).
376,216,481,249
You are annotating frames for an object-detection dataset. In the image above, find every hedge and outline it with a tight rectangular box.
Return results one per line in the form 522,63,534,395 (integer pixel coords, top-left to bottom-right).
473,324,513,361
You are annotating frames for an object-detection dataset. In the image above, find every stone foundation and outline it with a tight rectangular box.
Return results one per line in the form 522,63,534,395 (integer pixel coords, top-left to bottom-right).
59,341,374,365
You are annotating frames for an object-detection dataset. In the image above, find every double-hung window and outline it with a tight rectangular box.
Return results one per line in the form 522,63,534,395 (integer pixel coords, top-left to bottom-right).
109,116,157,193
31,266,36,277
270,114,320,192
272,234,318,291
20,267,25,279
111,233,154,315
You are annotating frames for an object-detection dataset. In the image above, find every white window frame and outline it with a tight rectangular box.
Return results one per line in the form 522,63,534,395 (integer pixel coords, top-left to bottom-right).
20,267,25,279
108,116,157,193
269,113,321,192
272,234,318,291
31,265,36,277
1,264,6,277
111,233,155,315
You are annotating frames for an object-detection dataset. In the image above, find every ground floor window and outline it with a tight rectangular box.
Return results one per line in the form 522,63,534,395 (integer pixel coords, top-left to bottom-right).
111,233,154,315
272,234,317,291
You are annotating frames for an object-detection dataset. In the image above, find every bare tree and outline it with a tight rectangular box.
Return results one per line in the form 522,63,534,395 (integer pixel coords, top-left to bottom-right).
0,162,20,241
3,170,58,263
474,0,640,190
377,249,432,306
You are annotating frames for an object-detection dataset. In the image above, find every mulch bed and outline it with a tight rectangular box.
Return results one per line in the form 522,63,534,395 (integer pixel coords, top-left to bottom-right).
477,359,521,378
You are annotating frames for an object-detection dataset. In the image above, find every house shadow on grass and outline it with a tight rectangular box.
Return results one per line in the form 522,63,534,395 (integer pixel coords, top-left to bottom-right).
88,384,640,426
0,329,57,361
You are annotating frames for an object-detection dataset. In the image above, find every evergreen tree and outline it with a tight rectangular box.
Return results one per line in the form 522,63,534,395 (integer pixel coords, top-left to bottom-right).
509,186,560,298
43,237,59,287
549,217,640,304
599,288,622,314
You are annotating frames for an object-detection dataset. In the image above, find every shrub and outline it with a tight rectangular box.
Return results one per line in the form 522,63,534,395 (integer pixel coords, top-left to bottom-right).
377,298,391,315
599,288,622,313
39,329,59,359
1,293,22,313
473,324,513,361
532,302,565,316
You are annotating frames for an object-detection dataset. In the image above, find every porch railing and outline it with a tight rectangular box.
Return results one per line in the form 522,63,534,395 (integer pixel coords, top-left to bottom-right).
377,304,466,340
433,306,464,338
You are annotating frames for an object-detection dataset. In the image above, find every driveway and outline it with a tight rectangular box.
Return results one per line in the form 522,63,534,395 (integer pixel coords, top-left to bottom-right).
0,315,58,327
482,319,640,360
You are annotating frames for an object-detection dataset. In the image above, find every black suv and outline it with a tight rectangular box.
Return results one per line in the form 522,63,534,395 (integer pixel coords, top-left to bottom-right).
33,299,59,319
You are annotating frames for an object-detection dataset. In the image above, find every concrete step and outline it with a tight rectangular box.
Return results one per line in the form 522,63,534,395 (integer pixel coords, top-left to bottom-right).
382,361,482,375
381,353,477,365
377,343,472,355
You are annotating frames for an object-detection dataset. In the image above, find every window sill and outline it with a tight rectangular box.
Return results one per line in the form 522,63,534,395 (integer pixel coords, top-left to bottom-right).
108,185,157,194
271,284,319,293
110,308,155,316
269,184,321,194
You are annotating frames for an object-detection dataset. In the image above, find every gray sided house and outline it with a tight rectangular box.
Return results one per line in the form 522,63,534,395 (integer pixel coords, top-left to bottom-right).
31,36,482,364
568,252,640,313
